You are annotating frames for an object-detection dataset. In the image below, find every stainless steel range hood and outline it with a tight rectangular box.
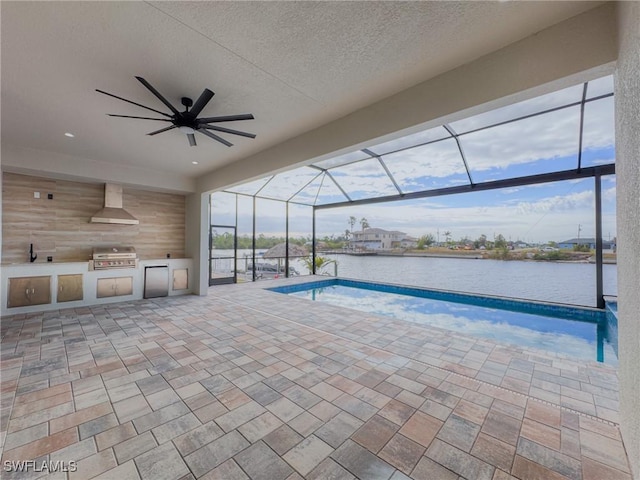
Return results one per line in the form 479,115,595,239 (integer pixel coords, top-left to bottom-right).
90,184,139,225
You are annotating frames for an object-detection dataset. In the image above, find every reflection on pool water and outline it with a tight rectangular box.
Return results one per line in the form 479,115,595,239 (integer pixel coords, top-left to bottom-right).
271,279,617,365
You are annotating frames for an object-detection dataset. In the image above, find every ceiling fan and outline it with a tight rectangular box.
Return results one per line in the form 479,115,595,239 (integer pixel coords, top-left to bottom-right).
97,76,255,147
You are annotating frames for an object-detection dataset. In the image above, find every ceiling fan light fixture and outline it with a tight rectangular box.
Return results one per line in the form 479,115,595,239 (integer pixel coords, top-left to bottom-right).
178,126,195,135
98,77,255,147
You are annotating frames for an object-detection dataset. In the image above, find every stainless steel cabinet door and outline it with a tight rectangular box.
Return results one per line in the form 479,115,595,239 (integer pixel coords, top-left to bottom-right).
172,268,188,291
8,276,51,308
97,278,116,298
145,267,168,298
58,274,83,302
115,277,133,296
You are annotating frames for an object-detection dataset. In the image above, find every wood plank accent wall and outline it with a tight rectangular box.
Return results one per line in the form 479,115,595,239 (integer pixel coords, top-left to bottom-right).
2,173,186,263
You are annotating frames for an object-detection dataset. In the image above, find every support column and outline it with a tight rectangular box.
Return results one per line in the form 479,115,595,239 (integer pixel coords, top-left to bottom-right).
312,208,317,275
285,202,290,278
252,196,256,282
185,192,209,296
595,173,604,309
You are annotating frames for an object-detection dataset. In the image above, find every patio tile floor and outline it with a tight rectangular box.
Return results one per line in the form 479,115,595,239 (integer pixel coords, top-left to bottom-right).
0,277,632,479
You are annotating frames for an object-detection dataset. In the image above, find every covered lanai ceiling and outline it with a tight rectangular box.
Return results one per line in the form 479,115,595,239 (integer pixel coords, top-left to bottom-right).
1,1,605,192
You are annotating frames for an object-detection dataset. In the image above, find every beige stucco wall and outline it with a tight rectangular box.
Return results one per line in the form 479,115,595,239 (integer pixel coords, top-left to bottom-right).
615,2,640,478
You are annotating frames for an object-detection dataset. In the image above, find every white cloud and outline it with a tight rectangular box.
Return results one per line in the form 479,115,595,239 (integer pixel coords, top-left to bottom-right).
314,188,613,243
582,96,615,149
514,190,594,216
460,106,581,171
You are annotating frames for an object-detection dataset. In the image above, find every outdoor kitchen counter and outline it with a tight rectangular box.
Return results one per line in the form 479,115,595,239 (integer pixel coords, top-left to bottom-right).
1,258,193,316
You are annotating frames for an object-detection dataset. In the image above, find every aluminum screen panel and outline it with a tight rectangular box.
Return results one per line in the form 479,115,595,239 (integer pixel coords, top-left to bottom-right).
461,106,581,183
450,84,583,135
328,158,399,200
257,166,322,201
381,138,470,193
366,126,451,156
581,96,615,168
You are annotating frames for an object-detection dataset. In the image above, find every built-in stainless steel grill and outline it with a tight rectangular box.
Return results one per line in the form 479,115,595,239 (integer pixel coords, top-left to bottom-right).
90,246,138,270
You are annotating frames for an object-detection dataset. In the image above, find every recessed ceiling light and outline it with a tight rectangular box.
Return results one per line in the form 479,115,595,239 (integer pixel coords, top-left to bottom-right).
192,161,199,165
64,132,75,138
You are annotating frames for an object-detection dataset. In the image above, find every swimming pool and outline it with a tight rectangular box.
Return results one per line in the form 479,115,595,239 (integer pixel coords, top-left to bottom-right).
270,279,617,365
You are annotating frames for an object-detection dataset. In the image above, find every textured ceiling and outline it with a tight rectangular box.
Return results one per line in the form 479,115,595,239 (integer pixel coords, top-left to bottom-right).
1,1,602,183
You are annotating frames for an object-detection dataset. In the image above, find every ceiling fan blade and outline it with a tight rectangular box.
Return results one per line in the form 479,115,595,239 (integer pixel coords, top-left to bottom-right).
107,114,171,121
135,76,180,115
96,89,173,118
202,125,256,139
198,128,233,147
197,114,254,123
188,134,197,147
147,125,178,136
189,89,214,118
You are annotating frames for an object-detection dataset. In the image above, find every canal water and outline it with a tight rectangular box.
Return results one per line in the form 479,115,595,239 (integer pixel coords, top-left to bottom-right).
223,249,617,307
321,254,617,307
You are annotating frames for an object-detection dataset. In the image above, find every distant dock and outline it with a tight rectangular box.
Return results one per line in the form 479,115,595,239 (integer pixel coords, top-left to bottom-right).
321,250,377,256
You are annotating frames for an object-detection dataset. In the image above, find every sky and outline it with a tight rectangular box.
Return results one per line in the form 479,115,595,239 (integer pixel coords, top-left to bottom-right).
212,76,617,244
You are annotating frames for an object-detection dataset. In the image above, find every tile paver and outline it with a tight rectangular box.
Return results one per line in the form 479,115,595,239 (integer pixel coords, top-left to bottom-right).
427,438,495,480
184,430,249,477
398,410,443,448
78,412,119,440
263,424,304,456
307,458,356,480
436,413,481,452
95,421,137,451
134,442,190,480
282,435,333,476
351,414,399,453
113,430,157,464
314,411,363,448
0,277,630,480
173,420,225,456
237,411,283,443
378,433,425,474
235,440,293,480
152,412,201,444
331,439,395,480
410,455,458,480
70,448,118,480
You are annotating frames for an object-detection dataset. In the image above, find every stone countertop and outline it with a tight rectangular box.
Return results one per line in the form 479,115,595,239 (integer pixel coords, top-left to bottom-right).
2,258,191,266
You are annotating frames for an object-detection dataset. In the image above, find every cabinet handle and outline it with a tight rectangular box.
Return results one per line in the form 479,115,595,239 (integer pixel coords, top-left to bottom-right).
25,288,29,296
31,288,35,294
60,285,64,291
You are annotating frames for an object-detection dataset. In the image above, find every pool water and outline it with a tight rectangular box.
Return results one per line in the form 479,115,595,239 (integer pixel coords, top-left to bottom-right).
272,280,617,365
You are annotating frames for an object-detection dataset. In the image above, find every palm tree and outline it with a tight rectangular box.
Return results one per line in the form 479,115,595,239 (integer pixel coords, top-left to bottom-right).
302,255,338,276
444,231,452,244
348,216,357,233
360,217,370,231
